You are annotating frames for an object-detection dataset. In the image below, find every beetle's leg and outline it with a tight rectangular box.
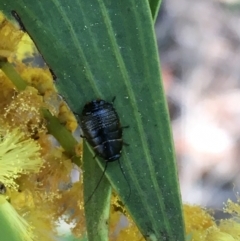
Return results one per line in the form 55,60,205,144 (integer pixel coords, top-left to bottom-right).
122,125,129,129
80,134,85,138
123,142,129,146
112,96,116,103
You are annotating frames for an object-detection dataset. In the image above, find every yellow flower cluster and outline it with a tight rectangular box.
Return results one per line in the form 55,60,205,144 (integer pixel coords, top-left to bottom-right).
184,202,240,241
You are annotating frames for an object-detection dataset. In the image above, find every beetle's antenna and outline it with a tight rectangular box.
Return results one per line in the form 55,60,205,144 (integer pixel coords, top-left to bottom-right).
85,162,108,206
117,159,131,202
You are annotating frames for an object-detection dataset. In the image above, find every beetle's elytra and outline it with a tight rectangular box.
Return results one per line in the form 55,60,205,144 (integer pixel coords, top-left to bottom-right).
80,99,123,161
80,98,130,204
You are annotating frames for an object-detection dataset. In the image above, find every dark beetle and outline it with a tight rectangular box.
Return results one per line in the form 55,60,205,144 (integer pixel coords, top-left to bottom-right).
80,98,130,204
80,99,123,161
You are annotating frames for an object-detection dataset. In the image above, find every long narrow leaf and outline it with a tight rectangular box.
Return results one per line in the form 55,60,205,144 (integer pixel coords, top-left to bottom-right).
148,0,162,22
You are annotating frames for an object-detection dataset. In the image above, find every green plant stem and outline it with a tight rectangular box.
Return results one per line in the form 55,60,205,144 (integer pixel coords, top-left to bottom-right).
0,58,27,91
41,108,80,166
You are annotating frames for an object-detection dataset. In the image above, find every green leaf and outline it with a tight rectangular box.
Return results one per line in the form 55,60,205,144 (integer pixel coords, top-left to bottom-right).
83,141,110,241
0,197,32,241
0,59,27,90
148,0,162,22
1,1,185,241
0,210,20,241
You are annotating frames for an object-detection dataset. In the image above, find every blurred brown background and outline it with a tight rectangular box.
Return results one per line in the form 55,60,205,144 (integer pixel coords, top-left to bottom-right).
156,0,240,213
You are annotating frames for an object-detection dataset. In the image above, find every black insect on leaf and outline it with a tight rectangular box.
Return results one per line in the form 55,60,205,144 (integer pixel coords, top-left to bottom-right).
80,98,130,204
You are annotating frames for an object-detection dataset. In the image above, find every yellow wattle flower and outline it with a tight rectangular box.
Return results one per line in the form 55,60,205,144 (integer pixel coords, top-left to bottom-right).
0,127,43,189
0,11,24,58
205,227,235,241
